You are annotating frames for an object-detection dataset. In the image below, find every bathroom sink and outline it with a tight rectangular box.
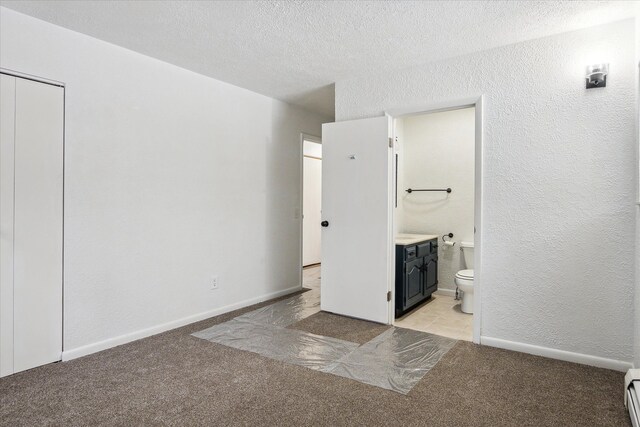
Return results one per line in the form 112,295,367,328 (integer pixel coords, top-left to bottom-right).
395,233,439,245
395,238,414,243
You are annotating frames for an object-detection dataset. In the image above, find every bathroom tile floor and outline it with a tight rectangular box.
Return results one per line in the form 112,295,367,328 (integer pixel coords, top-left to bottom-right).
395,294,473,341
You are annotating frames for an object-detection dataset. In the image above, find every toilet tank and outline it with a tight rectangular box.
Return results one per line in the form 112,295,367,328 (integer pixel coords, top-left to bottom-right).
460,242,474,269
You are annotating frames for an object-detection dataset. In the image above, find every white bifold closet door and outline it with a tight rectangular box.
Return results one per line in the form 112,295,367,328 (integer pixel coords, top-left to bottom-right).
0,74,64,377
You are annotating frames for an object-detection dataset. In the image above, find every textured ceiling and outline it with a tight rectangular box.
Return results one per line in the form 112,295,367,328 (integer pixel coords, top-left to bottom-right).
1,0,638,118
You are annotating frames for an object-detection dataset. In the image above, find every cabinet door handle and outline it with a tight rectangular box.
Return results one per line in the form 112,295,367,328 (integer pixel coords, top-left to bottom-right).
321,221,329,227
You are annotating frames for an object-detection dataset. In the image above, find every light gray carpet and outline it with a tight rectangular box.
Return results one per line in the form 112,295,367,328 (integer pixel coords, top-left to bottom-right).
0,290,630,426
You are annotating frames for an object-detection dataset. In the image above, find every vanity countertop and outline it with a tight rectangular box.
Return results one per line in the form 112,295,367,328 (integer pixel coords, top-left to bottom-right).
395,233,439,246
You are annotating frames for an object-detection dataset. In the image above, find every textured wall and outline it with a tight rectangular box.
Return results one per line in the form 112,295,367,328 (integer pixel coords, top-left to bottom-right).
337,20,637,363
636,207,640,367
635,20,640,369
399,108,475,291
0,8,328,355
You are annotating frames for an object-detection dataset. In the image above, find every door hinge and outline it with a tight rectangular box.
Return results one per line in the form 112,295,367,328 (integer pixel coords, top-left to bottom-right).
387,291,392,302
388,137,394,148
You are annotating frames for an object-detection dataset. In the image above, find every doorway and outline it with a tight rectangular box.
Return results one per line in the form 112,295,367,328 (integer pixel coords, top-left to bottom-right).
391,106,476,342
300,134,322,291
388,98,483,343
318,98,482,341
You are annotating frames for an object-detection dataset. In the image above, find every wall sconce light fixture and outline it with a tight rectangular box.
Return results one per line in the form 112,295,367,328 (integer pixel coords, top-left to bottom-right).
586,63,608,88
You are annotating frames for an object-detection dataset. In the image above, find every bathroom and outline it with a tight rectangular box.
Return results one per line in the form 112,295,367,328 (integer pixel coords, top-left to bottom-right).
394,106,476,341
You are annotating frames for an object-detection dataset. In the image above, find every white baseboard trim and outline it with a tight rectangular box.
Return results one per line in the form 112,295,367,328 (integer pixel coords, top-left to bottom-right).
62,285,302,362
481,335,633,372
434,288,456,297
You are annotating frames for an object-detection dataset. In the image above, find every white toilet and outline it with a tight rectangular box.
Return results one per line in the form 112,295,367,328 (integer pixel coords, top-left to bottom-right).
455,242,474,314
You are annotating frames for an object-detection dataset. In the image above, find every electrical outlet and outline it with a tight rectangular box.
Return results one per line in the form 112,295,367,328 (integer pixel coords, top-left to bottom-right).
211,275,219,290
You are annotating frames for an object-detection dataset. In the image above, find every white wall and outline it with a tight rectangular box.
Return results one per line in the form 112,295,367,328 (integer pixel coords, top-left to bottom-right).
337,20,637,368
634,18,640,368
0,7,329,359
399,108,475,292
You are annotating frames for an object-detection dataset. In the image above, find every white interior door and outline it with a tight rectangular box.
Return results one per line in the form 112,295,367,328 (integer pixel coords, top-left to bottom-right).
321,116,392,324
0,74,64,377
303,156,322,266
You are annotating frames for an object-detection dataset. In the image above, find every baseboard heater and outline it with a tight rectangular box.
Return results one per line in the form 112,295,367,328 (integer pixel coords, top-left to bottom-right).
626,370,640,427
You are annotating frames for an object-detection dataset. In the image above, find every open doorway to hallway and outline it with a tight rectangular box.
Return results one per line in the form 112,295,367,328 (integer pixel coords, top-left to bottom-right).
301,136,322,291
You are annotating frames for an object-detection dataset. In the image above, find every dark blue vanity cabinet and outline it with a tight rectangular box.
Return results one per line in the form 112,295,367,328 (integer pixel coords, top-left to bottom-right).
395,238,438,317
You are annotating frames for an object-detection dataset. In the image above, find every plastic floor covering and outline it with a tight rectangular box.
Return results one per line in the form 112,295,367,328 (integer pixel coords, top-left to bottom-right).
192,289,457,394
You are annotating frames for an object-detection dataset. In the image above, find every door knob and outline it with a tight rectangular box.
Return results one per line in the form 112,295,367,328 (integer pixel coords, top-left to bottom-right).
321,221,329,227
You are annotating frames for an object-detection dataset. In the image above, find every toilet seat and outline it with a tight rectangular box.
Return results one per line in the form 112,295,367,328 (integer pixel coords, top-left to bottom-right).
455,269,474,280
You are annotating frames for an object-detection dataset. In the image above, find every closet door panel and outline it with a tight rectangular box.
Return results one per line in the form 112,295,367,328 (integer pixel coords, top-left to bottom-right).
13,78,63,373
0,75,16,377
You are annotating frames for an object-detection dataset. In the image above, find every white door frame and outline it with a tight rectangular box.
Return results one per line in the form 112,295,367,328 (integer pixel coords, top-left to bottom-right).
298,132,322,288
386,95,484,344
